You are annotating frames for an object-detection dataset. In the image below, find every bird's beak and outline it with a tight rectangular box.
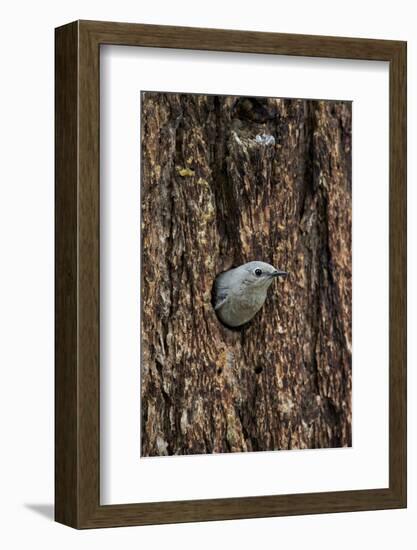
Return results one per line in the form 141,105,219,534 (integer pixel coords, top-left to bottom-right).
271,270,288,278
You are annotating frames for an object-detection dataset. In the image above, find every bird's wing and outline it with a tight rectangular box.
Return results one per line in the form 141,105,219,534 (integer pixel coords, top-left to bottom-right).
214,270,235,310
214,289,229,311
213,277,230,310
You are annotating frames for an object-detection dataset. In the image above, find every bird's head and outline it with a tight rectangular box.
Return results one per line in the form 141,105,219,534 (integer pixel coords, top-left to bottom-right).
240,261,288,290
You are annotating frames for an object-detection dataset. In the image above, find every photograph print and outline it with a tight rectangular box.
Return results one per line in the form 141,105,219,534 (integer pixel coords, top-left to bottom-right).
140,91,352,457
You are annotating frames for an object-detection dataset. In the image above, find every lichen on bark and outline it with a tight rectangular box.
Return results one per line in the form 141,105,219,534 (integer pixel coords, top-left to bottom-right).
141,92,352,456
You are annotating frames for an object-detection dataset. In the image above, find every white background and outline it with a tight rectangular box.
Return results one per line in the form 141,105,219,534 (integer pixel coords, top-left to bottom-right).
0,0,415,548
101,47,389,503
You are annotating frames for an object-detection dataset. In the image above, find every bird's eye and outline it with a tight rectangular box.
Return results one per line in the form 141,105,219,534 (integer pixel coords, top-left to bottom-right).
254,268,262,277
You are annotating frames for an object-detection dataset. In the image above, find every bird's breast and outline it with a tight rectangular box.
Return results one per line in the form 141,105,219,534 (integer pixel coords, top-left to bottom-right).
218,288,267,327
236,289,266,311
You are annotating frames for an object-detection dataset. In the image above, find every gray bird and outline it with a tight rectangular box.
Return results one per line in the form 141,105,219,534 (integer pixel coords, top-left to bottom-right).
213,261,287,328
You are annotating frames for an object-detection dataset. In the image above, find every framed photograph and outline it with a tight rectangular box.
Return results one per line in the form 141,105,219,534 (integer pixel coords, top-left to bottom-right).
55,20,406,528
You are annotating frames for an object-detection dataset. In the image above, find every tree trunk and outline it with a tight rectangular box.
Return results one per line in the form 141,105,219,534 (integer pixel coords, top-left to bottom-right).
141,92,352,456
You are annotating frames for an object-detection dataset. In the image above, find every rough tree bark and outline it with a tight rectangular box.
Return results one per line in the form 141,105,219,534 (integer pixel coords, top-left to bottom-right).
141,92,352,456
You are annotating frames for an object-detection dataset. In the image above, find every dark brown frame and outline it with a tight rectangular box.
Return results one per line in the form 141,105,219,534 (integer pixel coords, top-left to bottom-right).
55,20,407,529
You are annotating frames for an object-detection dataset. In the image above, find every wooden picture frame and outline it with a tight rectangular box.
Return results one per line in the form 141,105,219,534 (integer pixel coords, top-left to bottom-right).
55,20,407,528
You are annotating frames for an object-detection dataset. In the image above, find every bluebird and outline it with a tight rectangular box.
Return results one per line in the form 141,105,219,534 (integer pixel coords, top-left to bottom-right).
213,261,287,328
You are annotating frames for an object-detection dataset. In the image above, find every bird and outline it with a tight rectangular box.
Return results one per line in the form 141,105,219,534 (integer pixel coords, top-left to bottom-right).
212,261,287,328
